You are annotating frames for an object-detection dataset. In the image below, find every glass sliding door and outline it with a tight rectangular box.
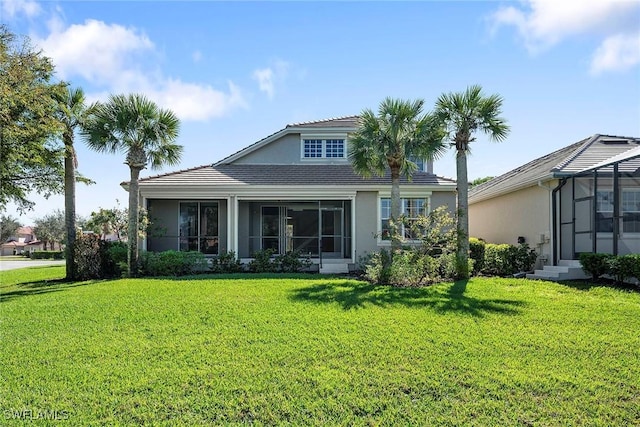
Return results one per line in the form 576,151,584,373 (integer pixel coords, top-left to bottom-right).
286,205,319,255
261,206,280,252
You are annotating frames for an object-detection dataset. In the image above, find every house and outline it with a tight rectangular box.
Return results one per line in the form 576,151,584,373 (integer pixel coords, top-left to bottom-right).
469,134,640,280
132,116,457,273
1,226,44,256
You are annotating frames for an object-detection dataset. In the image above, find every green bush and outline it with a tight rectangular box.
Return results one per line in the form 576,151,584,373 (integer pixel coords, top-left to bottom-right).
483,244,515,276
74,234,119,280
482,243,537,276
30,251,65,260
211,251,243,273
579,253,613,280
276,250,312,273
469,238,485,275
364,249,393,285
248,249,278,273
608,254,640,283
514,243,538,272
139,250,208,277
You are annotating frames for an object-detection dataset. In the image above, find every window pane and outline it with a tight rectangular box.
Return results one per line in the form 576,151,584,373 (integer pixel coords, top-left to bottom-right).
596,191,614,212
409,157,425,171
200,203,218,236
200,237,218,255
303,139,322,158
325,139,344,158
596,212,614,232
180,203,198,238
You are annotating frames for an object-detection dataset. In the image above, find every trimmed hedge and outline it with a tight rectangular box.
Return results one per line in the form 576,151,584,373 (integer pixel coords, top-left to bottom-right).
469,238,486,275
30,251,65,260
481,243,538,277
139,250,208,277
580,253,640,283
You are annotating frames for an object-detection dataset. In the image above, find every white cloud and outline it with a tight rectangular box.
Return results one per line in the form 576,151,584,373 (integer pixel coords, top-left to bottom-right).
253,68,275,98
35,19,154,84
1,0,41,19
490,0,640,74
252,60,290,99
33,18,246,121
590,32,640,75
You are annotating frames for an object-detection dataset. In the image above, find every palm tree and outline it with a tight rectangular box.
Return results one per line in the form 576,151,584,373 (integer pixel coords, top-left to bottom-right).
435,85,509,278
55,86,87,280
349,97,446,252
81,94,182,276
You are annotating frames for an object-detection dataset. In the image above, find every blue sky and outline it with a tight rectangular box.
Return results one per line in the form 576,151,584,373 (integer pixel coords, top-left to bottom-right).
3,0,640,225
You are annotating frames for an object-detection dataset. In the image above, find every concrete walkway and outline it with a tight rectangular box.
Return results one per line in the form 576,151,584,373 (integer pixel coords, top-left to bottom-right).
0,259,66,271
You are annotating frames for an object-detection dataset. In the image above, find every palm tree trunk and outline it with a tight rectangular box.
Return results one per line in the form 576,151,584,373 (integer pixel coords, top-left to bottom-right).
390,167,402,253
456,148,470,279
128,167,141,276
64,139,76,280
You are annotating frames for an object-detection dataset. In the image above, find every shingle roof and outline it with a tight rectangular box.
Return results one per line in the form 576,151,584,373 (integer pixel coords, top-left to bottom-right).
138,164,455,187
470,134,640,203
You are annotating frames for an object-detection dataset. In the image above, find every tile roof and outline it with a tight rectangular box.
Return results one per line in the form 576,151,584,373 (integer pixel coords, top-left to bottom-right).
286,116,359,128
138,164,455,187
470,134,640,203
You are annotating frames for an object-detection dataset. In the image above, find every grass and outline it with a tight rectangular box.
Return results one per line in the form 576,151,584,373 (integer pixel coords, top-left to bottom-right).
1,268,639,425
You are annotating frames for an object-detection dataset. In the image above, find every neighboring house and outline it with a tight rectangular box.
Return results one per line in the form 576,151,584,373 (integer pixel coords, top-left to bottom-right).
1,226,44,255
469,134,640,279
131,116,457,273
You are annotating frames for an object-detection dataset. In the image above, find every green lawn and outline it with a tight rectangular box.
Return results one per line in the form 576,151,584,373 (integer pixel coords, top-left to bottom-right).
1,267,639,425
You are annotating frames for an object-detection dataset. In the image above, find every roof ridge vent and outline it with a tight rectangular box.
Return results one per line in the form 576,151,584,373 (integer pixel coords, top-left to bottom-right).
601,139,629,145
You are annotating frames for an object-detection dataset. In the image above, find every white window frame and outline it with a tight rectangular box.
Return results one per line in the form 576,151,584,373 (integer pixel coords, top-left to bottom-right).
377,195,431,244
622,188,640,234
178,201,220,254
300,135,348,160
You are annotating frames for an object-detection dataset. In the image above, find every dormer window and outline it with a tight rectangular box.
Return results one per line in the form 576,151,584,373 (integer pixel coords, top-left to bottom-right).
301,136,346,159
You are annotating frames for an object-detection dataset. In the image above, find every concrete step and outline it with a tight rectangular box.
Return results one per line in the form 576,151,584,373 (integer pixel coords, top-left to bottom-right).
558,259,582,267
527,265,588,281
319,264,349,274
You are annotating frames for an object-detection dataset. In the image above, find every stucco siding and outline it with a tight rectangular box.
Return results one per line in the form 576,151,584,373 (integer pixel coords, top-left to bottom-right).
233,133,350,165
470,185,551,261
354,191,379,261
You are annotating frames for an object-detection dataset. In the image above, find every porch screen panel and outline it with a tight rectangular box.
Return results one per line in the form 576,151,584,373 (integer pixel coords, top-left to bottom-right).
179,203,199,251
574,198,592,255
261,207,280,251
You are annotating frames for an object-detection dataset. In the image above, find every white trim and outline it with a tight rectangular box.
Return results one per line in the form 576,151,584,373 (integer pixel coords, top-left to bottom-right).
376,195,432,245
300,134,348,160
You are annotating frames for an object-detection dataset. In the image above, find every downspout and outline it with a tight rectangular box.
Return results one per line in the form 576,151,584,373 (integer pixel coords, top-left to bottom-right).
551,178,568,266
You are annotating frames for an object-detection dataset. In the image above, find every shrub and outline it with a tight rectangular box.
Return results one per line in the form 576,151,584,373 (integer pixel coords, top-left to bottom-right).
30,251,65,260
483,244,515,276
513,243,538,272
469,238,485,275
608,254,640,284
276,250,312,273
211,251,243,273
139,250,208,277
248,249,277,273
579,253,613,280
364,249,393,285
482,243,537,276
74,234,119,280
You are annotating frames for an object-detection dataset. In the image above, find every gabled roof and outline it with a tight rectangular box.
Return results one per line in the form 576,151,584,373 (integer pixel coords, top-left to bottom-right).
470,134,640,203
138,164,455,187
214,116,359,166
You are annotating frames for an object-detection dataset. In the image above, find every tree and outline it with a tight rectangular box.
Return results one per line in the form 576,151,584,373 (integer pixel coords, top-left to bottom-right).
470,176,494,188
0,26,66,212
33,210,65,250
435,85,509,278
0,214,21,242
85,204,128,240
349,98,446,252
82,94,182,276
54,86,88,280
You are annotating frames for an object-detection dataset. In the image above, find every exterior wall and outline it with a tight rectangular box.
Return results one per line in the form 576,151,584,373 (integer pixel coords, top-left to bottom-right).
354,191,379,261
430,191,456,213
233,133,350,165
470,185,552,264
146,199,228,254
